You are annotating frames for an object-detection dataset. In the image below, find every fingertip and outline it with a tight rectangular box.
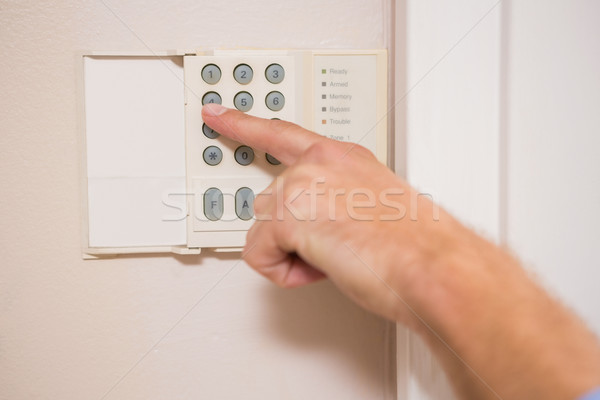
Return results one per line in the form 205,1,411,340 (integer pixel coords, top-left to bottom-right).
202,103,228,118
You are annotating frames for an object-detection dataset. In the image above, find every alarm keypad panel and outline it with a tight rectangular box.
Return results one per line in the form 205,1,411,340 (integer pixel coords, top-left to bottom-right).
184,54,295,248
81,49,387,257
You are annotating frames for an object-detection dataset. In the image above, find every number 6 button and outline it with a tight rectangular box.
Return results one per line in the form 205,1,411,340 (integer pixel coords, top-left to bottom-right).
234,91,253,112
266,91,285,111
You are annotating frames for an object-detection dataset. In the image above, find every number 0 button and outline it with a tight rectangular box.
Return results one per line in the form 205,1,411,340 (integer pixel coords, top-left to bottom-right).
233,64,253,84
266,91,285,111
265,64,284,84
201,64,221,84
234,146,254,165
202,91,222,105
234,91,253,112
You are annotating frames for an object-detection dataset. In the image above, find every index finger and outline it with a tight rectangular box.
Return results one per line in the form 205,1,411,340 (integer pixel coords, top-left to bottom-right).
202,103,327,166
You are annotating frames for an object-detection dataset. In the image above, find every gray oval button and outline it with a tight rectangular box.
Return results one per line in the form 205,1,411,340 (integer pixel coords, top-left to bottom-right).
201,64,221,84
265,63,284,84
234,145,254,166
204,188,223,221
266,153,280,165
203,146,222,166
234,91,253,112
235,187,254,221
202,91,222,105
265,91,285,111
202,123,220,139
233,64,253,84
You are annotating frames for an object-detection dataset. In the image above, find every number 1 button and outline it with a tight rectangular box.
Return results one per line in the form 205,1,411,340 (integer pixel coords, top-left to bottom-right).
201,64,221,84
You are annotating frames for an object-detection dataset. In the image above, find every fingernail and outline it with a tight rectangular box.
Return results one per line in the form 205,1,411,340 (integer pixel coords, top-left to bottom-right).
203,103,228,116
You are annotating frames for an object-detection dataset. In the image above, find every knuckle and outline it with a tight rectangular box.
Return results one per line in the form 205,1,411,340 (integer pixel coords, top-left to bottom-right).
348,143,376,159
302,141,334,162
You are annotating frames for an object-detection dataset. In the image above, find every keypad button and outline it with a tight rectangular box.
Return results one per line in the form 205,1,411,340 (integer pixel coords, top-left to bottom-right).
265,91,285,111
201,64,221,84
233,64,253,84
266,153,281,165
265,64,285,84
202,123,220,139
204,188,224,221
202,91,222,105
203,146,222,166
234,91,254,112
234,146,254,166
235,187,254,220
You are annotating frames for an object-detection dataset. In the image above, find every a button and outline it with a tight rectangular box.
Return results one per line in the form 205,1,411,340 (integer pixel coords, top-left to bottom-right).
233,64,253,84
233,91,254,112
202,123,220,139
265,91,285,111
203,146,222,166
266,153,281,165
203,188,223,221
265,64,285,84
202,92,222,105
201,64,221,84
234,146,254,166
235,187,254,220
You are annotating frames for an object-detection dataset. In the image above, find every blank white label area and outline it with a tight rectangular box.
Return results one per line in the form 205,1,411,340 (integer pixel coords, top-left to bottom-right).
84,56,186,247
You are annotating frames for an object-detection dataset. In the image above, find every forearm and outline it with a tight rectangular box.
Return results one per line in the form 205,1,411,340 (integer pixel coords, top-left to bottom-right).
402,220,600,399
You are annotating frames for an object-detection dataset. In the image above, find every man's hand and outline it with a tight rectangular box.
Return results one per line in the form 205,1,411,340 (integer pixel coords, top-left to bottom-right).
202,102,451,326
202,103,600,400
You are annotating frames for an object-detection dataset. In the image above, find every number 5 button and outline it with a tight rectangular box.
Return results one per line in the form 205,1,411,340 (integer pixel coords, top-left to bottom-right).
234,91,253,112
266,91,285,111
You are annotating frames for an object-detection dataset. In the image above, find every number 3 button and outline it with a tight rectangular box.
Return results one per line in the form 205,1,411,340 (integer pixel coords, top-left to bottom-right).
234,91,253,112
265,63,284,84
266,91,285,111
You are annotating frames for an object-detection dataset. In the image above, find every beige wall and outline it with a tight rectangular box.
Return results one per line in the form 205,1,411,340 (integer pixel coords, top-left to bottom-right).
505,0,600,335
0,2,395,399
